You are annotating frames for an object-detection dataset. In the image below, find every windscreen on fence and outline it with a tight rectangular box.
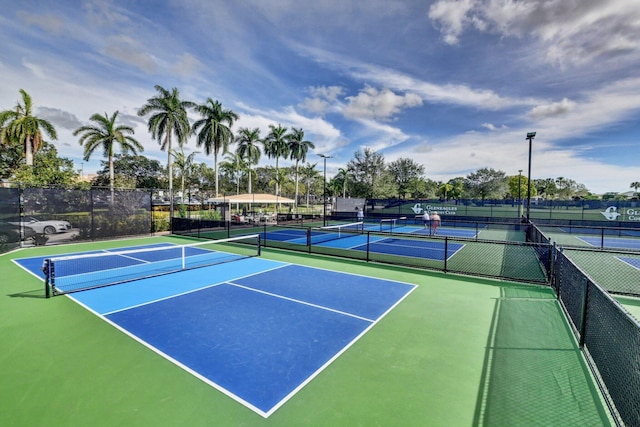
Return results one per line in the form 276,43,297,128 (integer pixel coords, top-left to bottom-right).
0,187,22,252
19,187,153,245
554,249,640,426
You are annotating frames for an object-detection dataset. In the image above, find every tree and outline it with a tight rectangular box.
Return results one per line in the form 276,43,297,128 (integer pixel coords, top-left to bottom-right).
268,168,291,204
11,141,78,187
387,158,425,199
299,162,320,207
235,127,261,194
263,124,290,196
336,168,350,198
138,85,195,210
631,182,640,195
219,152,246,195
507,174,530,200
286,128,315,208
346,148,386,199
74,111,143,196
0,138,24,179
535,178,556,200
191,98,238,198
446,177,466,199
94,154,166,189
464,168,507,200
172,149,199,199
0,89,57,166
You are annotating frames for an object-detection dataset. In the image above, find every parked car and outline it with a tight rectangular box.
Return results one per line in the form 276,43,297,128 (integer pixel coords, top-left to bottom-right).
0,221,36,243
10,217,72,234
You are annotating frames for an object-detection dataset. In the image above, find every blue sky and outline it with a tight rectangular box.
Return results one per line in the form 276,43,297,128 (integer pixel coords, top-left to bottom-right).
1,0,639,194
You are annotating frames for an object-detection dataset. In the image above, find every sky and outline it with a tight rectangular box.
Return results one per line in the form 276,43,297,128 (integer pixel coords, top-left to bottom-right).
1,0,639,195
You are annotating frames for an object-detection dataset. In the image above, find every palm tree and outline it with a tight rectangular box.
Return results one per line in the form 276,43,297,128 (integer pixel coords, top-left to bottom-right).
299,162,320,207
286,128,315,209
219,152,247,195
0,89,57,166
73,111,143,198
337,167,349,198
235,127,261,194
631,182,640,196
172,148,199,201
138,85,195,212
192,98,238,198
263,124,290,196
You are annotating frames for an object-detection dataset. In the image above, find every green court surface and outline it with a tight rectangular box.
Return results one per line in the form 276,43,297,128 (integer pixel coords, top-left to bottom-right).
1,236,612,426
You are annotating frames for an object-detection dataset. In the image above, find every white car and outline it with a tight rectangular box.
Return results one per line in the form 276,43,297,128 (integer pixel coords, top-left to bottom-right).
11,217,72,234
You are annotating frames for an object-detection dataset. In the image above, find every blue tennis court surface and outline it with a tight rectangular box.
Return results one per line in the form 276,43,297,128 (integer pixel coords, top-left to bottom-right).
578,236,640,250
263,227,466,260
14,247,416,417
619,257,640,270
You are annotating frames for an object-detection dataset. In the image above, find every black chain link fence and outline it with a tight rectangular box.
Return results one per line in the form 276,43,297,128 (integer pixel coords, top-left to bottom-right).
176,215,639,425
0,186,154,252
553,248,640,426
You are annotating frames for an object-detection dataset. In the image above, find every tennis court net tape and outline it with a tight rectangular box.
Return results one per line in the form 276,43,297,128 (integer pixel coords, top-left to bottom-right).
44,234,261,297
309,221,364,244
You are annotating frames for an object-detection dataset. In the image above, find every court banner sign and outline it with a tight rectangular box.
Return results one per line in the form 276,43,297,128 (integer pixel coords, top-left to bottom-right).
601,206,640,222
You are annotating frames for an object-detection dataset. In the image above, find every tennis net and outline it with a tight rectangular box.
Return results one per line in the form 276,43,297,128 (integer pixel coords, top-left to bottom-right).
44,234,261,297
310,221,364,244
380,217,409,232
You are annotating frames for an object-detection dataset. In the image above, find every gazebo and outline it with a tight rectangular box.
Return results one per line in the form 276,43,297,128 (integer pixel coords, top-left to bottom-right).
205,193,296,223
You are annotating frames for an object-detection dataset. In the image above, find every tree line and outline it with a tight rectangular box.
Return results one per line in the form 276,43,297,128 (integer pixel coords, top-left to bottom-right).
2,88,638,204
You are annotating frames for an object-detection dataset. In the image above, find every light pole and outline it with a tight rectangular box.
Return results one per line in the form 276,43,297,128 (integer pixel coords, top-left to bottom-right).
318,154,332,226
518,169,522,219
526,132,536,221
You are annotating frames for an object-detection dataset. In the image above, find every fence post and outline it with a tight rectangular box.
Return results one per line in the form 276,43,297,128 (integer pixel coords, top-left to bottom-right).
444,237,449,272
578,277,589,348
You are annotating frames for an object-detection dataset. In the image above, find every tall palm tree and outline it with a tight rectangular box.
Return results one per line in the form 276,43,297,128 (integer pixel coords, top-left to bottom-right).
0,89,57,166
263,124,290,196
138,85,194,212
235,127,261,194
73,111,143,198
286,128,315,209
192,98,238,198
631,182,640,196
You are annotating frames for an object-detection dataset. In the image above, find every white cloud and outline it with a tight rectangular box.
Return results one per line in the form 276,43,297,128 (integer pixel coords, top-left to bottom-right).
37,107,83,130
343,86,423,120
428,0,478,45
481,123,508,131
529,98,576,119
104,35,158,73
428,0,640,68
170,53,203,77
16,11,66,35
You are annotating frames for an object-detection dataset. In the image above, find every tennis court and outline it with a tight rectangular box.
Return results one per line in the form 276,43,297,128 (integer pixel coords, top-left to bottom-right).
261,223,466,262
13,242,415,417
1,236,613,426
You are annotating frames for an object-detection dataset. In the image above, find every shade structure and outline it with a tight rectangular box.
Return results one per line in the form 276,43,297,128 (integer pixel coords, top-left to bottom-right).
205,193,295,204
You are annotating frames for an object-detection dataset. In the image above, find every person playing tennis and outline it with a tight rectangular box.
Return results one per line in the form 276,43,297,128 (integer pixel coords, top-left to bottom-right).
423,210,430,229
430,211,441,235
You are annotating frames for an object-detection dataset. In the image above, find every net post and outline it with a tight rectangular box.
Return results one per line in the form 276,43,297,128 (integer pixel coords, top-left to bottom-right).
307,227,312,253
257,234,262,256
366,231,370,262
43,258,51,298
182,245,186,270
